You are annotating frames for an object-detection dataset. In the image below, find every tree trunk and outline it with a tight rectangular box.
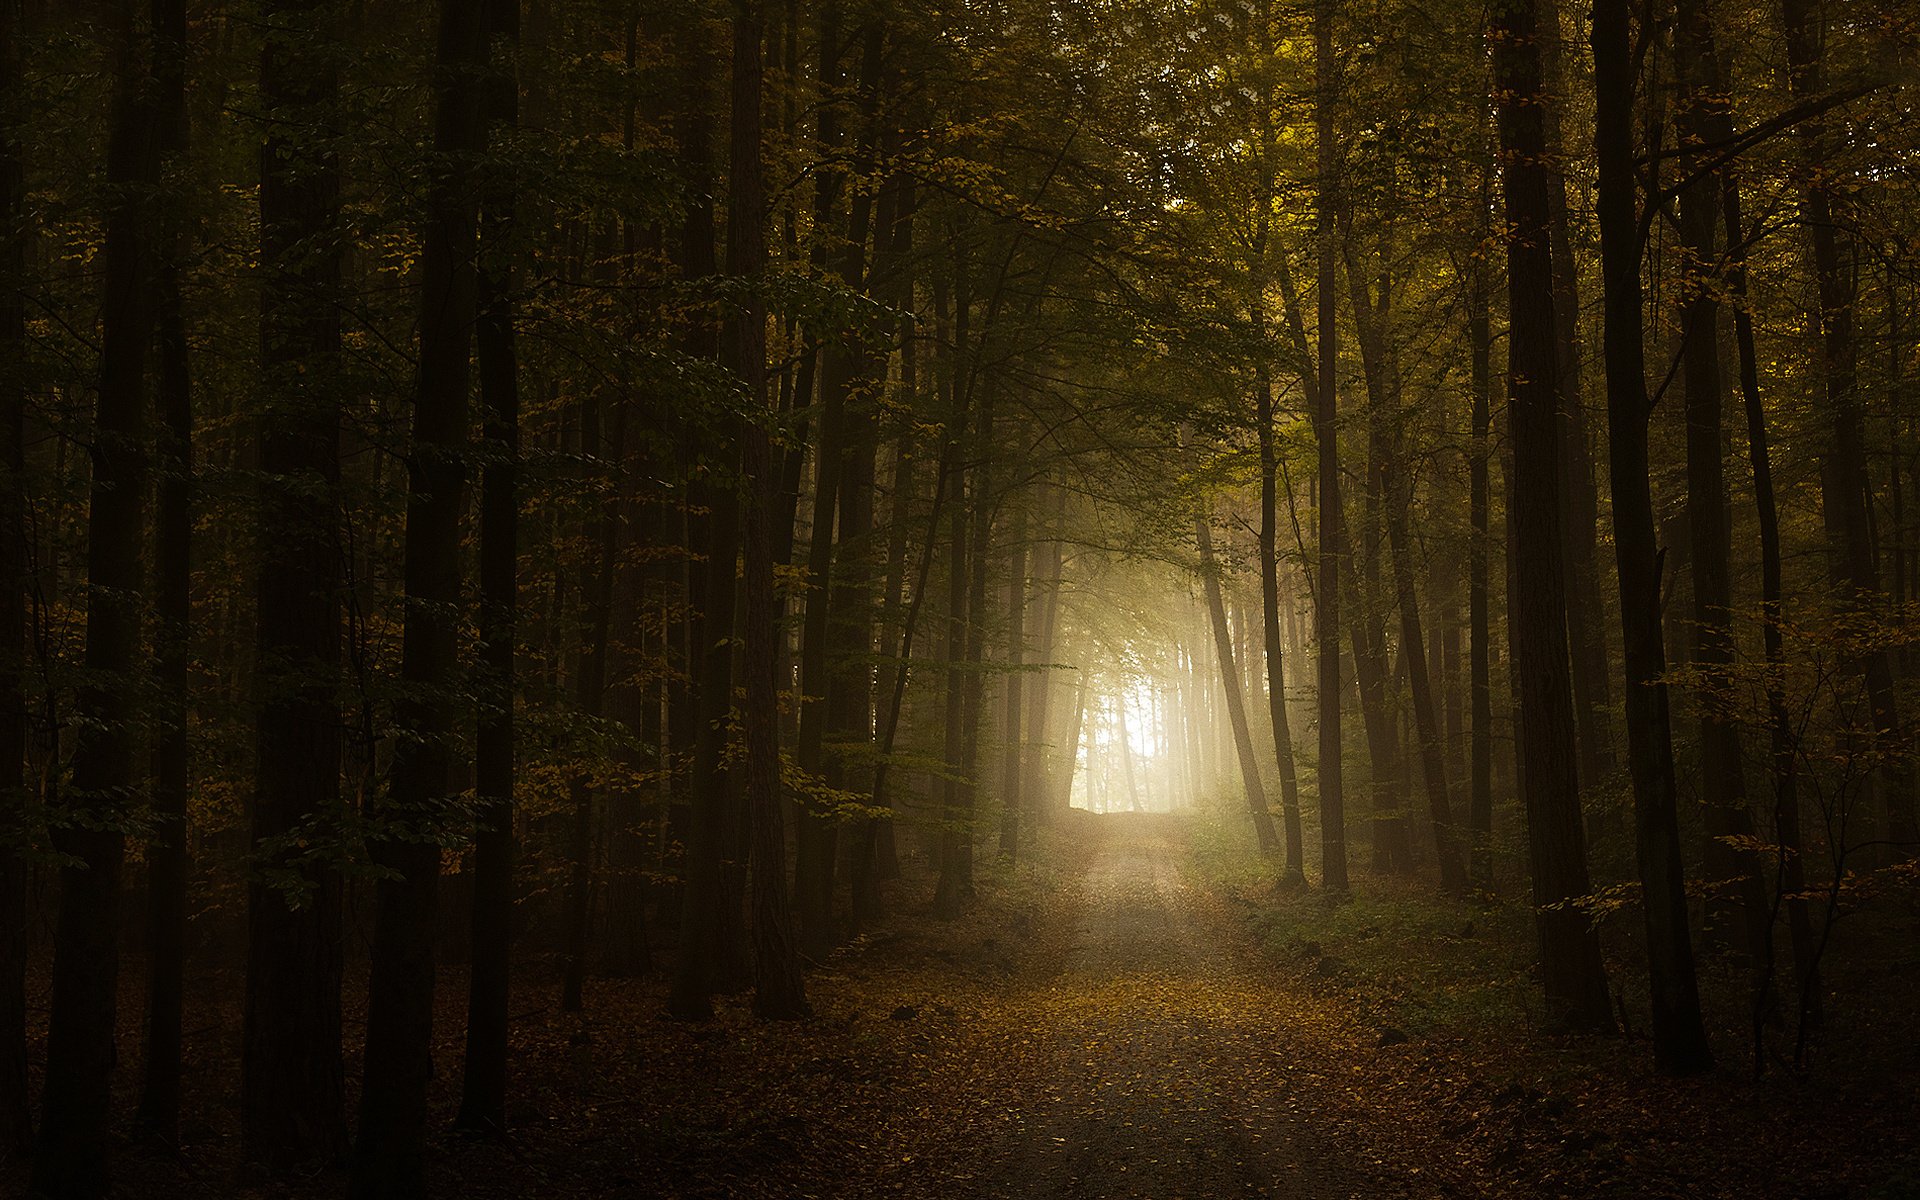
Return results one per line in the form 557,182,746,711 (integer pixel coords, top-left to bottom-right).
457,0,522,1138
37,5,156,1193
1675,0,1770,962
1593,0,1714,1071
1493,0,1612,1034
1780,0,1913,851
999,506,1027,856
0,0,24,1152
1725,154,1820,1062
1345,247,1465,891
561,376,623,1013
135,0,190,1144
1197,512,1281,854
729,0,807,1020
351,2,484,1191
1256,363,1307,879
243,0,348,1171
1540,0,1615,789
668,39,742,1018
1314,0,1346,891
1468,200,1494,890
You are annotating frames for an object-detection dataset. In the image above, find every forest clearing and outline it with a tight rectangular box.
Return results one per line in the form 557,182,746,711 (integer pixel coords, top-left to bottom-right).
4,0,1920,1196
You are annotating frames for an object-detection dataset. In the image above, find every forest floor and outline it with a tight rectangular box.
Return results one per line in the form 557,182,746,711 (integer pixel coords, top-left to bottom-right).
12,810,1920,1198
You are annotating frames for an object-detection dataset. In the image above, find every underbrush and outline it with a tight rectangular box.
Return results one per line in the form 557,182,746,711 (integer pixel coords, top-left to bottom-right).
1186,808,1539,1039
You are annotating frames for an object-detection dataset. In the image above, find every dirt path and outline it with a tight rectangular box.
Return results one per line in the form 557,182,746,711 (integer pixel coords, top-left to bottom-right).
844,814,1458,1200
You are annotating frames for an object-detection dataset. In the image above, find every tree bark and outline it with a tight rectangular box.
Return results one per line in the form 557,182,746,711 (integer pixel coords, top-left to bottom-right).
1674,0,1769,961
243,0,348,1171
1592,0,1713,1069
1493,0,1612,1034
1468,201,1494,891
134,0,190,1145
0,0,24,1153
37,5,156,1192
1780,0,1913,850
1197,512,1281,854
351,1,484,1191
999,505,1027,855
729,0,807,1020
1313,0,1346,891
457,0,522,1137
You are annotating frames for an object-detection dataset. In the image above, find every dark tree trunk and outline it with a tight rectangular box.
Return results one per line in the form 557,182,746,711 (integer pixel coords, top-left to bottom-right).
457,0,522,1139
562,389,622,1014
1674,0,1769,961
1468,200,1494,891
1780,0,1913,850
1540,0,1615,789
1255,355,1307,880
1594,0,1713,1071
243,0,348,1171
667,34,742,1018
36,5,156,1193
1314,0,1347,891
999,505,1027,857
0,0,23,1153
1345,248,1465,892
138,0,192,1142
1725,156,1818,1045
730,0,807,1020
1493,0,1612,1034
351,2,484,1192
1197,513,1281,854
1022,484,1066,829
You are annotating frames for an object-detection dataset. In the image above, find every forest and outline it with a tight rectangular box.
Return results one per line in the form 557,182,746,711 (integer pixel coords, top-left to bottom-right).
2,0,1918,1196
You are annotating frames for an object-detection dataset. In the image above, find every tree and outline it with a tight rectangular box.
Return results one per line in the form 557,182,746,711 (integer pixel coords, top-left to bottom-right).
35,3,156,1192
137,0,192,1143
351,2,485,1191
731,0,807,1019
457,0,523,1138
1195,508,1280,854
1313,0,1346,893
1491,0,1611,1034
0,0,28,1158
1591,0,1712,1073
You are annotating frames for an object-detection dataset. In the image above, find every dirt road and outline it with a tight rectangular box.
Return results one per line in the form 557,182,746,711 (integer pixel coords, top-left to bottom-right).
846,814,1457,1200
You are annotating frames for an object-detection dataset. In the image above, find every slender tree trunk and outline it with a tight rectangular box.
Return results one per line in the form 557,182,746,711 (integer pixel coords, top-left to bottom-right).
1540,0,1615,789
1314,0,1347,891
1675,0,1769,961
1255,360,1307,880
1345,248,1465,891
728,0,807,1019
1780,0,1913,851
561,403,619,1013
1725,159,1820,1061
0,0,24,1153
1493,0,1612,1034
135,0,190,1144
351,3,484,1191
1197,512,1281,854
1468,204,1494,890
999,506,1027,856
243,0,348,1171
934,403,974,915
457,0,522,1138
667,37,744,1016
37,5,156,1192
1593,0,1713,1071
